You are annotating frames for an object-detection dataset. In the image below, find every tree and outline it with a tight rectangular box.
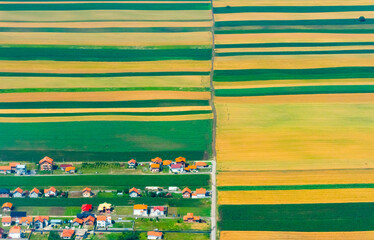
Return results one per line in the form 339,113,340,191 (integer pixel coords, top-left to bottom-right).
359,16,366,22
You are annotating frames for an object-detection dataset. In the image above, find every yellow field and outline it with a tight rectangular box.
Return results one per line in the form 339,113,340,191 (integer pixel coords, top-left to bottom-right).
0,91,211,102
0,32,212,46
0,60,211,73
218,188,374,204
215,54,374,70
216,45,374,53
220,231,374,240
0,10,211,21
0,76,210,89
215,82,374,89
213,0,374,7
218,169,374,186
0,113,213,123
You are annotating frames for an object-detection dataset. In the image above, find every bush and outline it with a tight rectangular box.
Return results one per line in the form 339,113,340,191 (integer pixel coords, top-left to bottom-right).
359,16,366,22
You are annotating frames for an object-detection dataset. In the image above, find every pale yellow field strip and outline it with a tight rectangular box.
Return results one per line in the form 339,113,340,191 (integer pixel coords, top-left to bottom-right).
220,231,374,240
215,82,374,90
215,54,374,70
0,32,212,46
213,0,374,7
0,10,211,21
0,1,209,3
215,33,374,45
217,169,374,186
215,94,374,104
0,60,211,73
215,45,374,53
0,91,211,102
218,188,374,204
215,11,374,21
214,79,374,88
0,106,212,114
0,76,210,89
0,114,213,123
0,21,211,28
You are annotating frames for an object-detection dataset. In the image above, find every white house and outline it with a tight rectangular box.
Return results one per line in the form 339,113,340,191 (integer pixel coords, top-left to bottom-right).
147,231,163,240
150,206,166,217
191,188,207,199
12,187,24,198
29,188,40,198
9,226,21,239
96,216,110,228
170,163,184,174
34,216,49,229
15,165,26,175
2,217,11,227
129,187,140,198
133,204,148,216
44,187,57,197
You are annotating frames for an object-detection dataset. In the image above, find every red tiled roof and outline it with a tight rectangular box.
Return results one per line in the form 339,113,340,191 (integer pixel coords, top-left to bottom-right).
175,156,186,162
147,231,163,237
44,187,57,193
72,218,83,224
153,206,165,211
129,187,140,194
195,188,206,194
128,159,137,164
65,167,75,172
162,160,172,166
81,204,92,212
150,164,160,169
133,204,147,210
9,162,20,168
96,216,107,221
61,229,74,238
39,156,54,164
195,162,208,167
0,166,11,171
30,188,40,194
13,187,23,193
82,187,91,193
20,217,33,224
9,226,20,233
34,216,49,222
151,157,162,163
171,163,182,169
182,187,191,193
84,216,95,223
2,202,12,209
60,164,72,168
1,217,11,223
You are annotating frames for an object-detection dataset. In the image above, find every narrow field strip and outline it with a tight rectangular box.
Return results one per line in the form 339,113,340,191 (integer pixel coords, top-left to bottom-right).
0,87,210,93
219,188,374,204
220,231,374,240
215,42,374,48
0,71,210,77
0,27,211,32
0,21,212,27
217,169,374,186
215,45,374,53
0,60,211,73
216,49,374,57
218,184,374,191
213,0,374,7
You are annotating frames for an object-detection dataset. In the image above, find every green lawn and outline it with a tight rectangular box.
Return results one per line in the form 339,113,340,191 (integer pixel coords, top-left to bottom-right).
113,206,133,215
164,233,210,240
177,206,211,217
134,218,210,231
30,233,49,240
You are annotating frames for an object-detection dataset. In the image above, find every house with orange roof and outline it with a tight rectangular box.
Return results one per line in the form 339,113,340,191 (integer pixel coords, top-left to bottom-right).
2,202,13,211
147,231,163,240
151,157,162,164
72,218,84,227
133,204,148,216
175,156,186,165
83,216,95,226
182,187,192,198
184,164,198,173
9,225,21,239
162,160,172,166
34,216,49,229
12,187,24,198
20,216,33,226
128,159,137,168
183,213,201,223
44,187,57,197
29,188,40,198
2,217,11,227
194,161,208,168
0,165,11,174
61,229,75,240
129,187,140,198
9,162,20,171
150,164,160,173
39,156,54,171
150,206,166,217
65,166,76,174
82,187,92,198
192,188,207,199
96,215,110,228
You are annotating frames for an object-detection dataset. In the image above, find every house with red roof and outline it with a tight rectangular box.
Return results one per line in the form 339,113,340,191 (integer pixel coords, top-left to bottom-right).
128,159,137,168
61,229,75,239
147,231,163,240
39,156,54,171
129,187,140,198
170,163,184,174
29,188,40,198
182,187,192,198
82,187,92,198
83,216,95,226
9,162,20,172
9,225,21,239
44,187,57,197
2,202,13,211
133,204,148,216
1,217,11,227
0,165,11,174
183,213,201,223
60,164,72,171
150,206,166,217
20,216,33,226
72,218,84,227
81,204,93,212
34,216,49,229
12,187,24,198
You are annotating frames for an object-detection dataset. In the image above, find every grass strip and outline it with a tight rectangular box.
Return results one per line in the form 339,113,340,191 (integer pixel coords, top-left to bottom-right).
218,184,374,191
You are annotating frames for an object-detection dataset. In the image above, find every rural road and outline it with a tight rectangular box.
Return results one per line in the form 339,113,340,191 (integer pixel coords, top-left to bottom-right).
210,159,217,240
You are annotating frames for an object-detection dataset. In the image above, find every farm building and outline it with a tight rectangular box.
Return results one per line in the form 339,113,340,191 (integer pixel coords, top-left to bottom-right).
162,160,172,166
175,157,186,165
1,217,11,227
9,226,21,239
147,231,163,240
61,229,75,240
9,162,20,172
195,162,208,168
133,204,148,216
29,188,40,198
129,187,140,198
39,156,54,171
183,213,201,223
82,187,92,198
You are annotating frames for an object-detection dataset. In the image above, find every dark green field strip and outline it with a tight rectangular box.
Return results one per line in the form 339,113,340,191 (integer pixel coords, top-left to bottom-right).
0,198,208,208
0,87,210,93
0,150,207,162
0,72,210,77
215,29,374,34
0,110,212,117
219,203,374,231
0,3,211,10
0,27,211,33
218,184,374,191
215,19,373,27
213,5,374,13
215,85,374,97
0,174,210,188
216,49,374,56
0,120,212,158
216,42,374,48
213,67,374,81
0,46,212,61
5,0,207,1
0,100,210,109
0,19,212,23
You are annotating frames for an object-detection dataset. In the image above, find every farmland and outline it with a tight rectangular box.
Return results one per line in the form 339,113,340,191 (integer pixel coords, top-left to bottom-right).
213,0,374,237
